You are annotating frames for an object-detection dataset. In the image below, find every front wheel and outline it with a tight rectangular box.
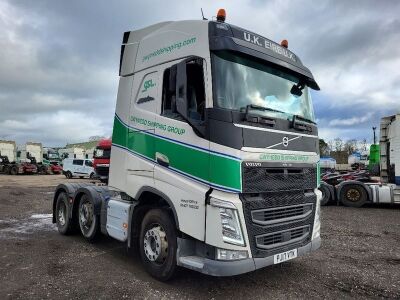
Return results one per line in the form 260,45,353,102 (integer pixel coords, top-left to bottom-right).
65,171,72,179
78,195,100,242
139,209,177,281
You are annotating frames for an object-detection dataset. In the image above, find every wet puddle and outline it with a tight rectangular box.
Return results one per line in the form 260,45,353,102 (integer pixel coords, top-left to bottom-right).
0,214,56,239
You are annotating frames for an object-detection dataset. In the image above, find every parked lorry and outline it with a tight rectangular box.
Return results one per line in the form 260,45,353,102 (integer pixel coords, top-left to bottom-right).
17,142,48,174
59,147,85,161
93,138,111,182
0,140,37,174
320,114,400,207
43,147,63,174
52,11,322,280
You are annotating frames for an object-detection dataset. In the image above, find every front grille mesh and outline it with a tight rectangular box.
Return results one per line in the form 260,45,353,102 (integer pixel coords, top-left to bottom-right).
252,203,313,226
255,225,310,249
240,164,317,258
96,166,109,176
242,166,317,193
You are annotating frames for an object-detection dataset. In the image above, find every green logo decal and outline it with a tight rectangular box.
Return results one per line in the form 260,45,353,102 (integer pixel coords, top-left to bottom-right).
259,153,310,162
142,37,197,62
141,79,155,92
130,116,186,135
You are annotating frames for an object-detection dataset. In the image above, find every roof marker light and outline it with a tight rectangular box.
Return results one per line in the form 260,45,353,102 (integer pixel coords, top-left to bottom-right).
281,39,288,48
217,9,226,22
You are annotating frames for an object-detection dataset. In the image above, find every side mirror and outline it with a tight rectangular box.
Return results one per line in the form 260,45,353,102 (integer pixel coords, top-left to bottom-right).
290,82,305,97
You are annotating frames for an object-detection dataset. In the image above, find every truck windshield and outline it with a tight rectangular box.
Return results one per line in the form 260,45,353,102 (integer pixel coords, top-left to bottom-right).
212,51,315,122
94,148,111,159
48,153,59,159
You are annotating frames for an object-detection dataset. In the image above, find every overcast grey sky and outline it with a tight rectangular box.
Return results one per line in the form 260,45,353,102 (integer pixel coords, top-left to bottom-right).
0,0,399,146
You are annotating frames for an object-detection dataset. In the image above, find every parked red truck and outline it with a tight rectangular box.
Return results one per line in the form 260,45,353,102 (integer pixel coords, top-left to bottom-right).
93,138,111,182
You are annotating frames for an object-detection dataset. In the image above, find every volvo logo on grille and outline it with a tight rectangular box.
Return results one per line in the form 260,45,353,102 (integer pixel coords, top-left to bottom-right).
282,137,289,147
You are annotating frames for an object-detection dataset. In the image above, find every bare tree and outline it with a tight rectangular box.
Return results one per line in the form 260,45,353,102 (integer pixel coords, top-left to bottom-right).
333,138,344,152
344,139,357,154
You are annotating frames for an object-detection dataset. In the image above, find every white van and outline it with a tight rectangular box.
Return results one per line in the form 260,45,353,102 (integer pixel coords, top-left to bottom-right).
62,158,94,179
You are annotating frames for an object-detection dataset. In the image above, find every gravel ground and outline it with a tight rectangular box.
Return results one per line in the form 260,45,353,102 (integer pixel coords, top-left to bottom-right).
0,175,399,299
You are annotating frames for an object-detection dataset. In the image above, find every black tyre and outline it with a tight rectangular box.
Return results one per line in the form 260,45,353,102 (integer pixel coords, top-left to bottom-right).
139,209,177,281
10,166,18,175
65,171,72,179
340,185,367,207
3,166,10,174
78,194,100,242
55,192,76,234
319,184,331,206
39,166,47,174
89,172,95,179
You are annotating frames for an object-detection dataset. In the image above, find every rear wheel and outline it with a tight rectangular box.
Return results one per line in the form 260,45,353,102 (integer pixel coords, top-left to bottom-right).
10,166,18,175
3,165,10,174
55,192,76,234
65,171,72,179
78,195,100,242
139,209,177,281
340,185,367,207
89,172,95,179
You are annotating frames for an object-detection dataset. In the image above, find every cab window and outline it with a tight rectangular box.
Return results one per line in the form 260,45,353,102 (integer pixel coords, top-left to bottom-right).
162,61,205,121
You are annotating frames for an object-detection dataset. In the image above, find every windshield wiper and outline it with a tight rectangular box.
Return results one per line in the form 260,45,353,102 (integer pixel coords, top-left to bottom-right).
243,104,286,115
292,114,316,125
241,104,284,127
291,114,315,132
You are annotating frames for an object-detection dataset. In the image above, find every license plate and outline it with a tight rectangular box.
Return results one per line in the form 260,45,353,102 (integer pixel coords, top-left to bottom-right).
274,249,298,264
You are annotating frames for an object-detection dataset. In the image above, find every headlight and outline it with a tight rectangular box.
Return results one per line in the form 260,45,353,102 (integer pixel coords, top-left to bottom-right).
210,197,245,246
216,248,248,260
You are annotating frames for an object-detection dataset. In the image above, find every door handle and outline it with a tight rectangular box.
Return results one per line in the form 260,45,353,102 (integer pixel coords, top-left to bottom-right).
155,152,169,168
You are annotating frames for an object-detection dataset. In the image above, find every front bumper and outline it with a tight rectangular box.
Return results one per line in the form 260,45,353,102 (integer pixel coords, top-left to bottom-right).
177,237,321,276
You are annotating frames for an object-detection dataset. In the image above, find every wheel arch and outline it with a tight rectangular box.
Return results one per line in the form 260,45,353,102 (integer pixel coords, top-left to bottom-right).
127,186,180,250
72,185,109,218
52,183,95,224
134,186,179,229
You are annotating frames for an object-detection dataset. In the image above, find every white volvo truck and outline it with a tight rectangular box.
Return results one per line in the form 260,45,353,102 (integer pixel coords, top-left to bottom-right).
53,14,322,280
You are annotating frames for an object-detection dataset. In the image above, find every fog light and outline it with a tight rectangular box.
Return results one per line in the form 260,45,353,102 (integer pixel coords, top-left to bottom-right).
216,248,248,261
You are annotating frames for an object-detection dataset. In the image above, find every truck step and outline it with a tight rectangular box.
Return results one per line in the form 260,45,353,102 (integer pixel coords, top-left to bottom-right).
178,256,205,271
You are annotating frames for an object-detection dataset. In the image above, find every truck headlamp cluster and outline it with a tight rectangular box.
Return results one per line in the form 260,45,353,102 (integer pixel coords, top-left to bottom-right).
216,248,248,261
210,197,245,246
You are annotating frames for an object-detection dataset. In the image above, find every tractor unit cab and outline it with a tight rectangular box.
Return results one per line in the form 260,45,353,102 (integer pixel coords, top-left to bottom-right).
380,114,400,185
53,11,322,280
110,15,321,273
43,148,63,174
93,138,111,182
17,142,43,174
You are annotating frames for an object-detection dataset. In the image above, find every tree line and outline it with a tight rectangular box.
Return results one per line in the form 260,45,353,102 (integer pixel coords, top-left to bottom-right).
319,138,368,164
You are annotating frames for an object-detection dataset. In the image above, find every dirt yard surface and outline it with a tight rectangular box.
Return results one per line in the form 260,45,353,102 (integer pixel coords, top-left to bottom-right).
0,175,399,299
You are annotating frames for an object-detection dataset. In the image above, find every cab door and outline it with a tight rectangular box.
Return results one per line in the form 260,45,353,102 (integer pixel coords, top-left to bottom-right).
154,58,209,241
125,70,160,196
